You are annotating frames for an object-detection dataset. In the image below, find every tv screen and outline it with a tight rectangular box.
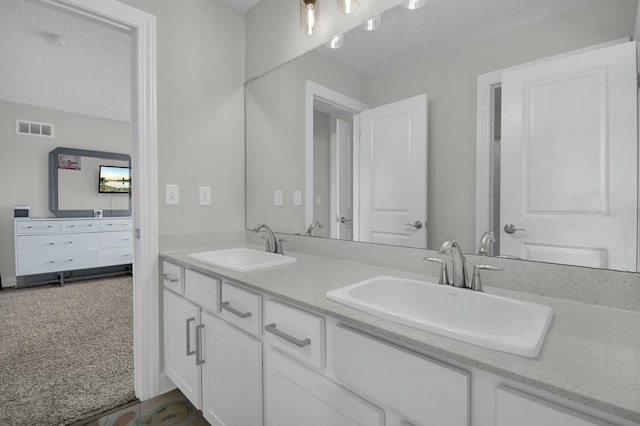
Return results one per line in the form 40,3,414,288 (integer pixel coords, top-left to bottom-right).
99,165,131,193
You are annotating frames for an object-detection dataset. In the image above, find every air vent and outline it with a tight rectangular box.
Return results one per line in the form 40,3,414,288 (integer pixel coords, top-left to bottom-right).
16,119,54,137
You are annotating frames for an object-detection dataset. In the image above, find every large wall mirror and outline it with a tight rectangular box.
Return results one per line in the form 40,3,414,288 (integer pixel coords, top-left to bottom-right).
49,147,131,217
246,0,639,272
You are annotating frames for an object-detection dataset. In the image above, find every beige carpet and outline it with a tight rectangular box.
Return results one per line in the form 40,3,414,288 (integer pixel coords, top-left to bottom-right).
0,276,135,426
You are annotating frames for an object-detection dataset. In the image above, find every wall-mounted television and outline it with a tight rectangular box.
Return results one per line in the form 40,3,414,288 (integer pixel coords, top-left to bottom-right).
99,165,131,193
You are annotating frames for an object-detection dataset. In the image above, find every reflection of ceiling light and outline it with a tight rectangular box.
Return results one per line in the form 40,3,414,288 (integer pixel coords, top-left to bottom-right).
337,0,359,14
403,0,426,10
301,0,320,35
326,33,344,49
360,15,381,31
42,32,66,46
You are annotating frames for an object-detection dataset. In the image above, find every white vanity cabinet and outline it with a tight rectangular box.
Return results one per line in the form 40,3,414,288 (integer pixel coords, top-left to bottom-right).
334,325,470,426
162,264,263,426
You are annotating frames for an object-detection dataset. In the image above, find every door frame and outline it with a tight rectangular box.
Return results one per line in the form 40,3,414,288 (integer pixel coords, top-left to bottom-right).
475,38,635,265
42,0,160,400
305,81,368,230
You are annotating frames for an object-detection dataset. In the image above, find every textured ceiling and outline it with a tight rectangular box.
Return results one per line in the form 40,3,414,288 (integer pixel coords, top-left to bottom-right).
318,0,602,78
0,0,131,122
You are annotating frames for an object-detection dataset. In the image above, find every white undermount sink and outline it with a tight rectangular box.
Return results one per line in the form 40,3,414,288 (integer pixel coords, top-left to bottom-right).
326,275,553,357
188,248,296,272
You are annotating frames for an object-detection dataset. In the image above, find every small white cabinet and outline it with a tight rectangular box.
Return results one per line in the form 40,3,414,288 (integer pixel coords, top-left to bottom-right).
163,288,202,408
201,312,262,426
264,348,383,426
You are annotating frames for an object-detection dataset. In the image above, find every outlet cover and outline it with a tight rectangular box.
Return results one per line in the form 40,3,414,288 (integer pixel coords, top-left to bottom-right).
293,190,302,206
165,184,179,205
274,190,283,206
199,186,212,206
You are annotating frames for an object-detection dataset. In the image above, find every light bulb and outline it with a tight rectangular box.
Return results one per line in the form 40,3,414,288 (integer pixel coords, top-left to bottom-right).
360,15,381,31
326,33,344,49
301,0,320,35
337,0,359,14
403,0,426,10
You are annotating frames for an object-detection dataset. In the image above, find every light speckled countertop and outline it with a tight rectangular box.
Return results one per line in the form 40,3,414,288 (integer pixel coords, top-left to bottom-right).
161,245,640,423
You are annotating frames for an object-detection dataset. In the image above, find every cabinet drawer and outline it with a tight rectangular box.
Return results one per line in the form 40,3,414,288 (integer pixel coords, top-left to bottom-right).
16,220,61,234
496,387,614,426
17,233,99,254
264,299,325,369
162,261,184,294
17,250,100,275
100,218,133,231
61,219,100,232
101,231,133,248
185,270,220,315
335,325,470,426
101,247,133,266
219,282,262,336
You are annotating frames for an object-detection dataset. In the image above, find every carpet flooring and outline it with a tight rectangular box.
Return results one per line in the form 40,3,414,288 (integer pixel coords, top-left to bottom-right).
0,276,135,426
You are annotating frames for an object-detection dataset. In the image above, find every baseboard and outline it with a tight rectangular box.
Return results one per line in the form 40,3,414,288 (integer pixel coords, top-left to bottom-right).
159,371,177,395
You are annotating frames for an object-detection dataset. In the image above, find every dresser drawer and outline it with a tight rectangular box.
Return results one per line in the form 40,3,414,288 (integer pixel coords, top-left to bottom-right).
16,220,61,234
101,231,133,248
101,246,133,266
17,249,100,275
264,299,325,369
100,218,133,231
17,233,100,254
185,269,220,315
219,282,262,336
161,261,183,294
61,219,100,232
334,325,470,426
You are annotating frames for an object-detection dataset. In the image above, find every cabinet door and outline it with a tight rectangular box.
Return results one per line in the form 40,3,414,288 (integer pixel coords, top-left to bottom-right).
264,349,383,426
163,289,201,409
496,387,614,426
201,312,262,426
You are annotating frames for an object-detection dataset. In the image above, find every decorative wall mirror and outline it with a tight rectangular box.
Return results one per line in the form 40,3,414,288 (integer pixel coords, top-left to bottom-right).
49,147,131,217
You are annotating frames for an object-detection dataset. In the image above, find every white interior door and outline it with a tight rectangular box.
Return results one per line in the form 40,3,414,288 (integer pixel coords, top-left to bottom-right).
357,94,428,248
330,119,354,240
500,41,637,270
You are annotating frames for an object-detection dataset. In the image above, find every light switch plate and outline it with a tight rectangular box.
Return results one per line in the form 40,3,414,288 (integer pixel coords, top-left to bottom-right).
293,190,302,206
165,184,179,205
274,190,283,206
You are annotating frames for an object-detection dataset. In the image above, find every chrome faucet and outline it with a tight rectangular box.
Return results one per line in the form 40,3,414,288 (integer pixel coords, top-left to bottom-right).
253,224,278,254
304,221,324,236
477,230,496,256
438,240,469,288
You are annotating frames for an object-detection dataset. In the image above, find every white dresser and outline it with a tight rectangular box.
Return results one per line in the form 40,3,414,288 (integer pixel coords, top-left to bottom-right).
14,217,133,283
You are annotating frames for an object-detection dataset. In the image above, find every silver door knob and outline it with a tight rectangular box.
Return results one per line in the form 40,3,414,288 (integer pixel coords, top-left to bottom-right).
339,216,353,224
404,221,423,230
504,224,526,234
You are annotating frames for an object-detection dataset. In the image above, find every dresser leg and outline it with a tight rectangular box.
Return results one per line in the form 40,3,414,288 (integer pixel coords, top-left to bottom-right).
58,272,64,287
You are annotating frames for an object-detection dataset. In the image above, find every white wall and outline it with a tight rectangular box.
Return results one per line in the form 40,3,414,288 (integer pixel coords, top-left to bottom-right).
0,100,132,283
119,0,246,237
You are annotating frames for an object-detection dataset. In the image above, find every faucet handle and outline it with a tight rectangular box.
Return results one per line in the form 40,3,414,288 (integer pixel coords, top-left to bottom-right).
424,257,449,285
276,238,286,255
470,264,502,292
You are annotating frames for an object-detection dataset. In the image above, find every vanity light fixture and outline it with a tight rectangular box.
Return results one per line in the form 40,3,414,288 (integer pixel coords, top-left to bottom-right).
326,33,344,49
402,0,426,10
301,0,321,35
360,15,381,31
337,0,359,14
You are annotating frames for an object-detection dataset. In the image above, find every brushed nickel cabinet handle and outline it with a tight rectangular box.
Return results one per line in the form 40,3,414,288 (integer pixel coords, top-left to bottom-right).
195,324,205,366
185,317,196,356
220,301,252,319
264,323,311,348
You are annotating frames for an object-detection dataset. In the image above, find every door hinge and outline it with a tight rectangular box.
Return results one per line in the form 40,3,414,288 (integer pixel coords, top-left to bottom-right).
136,228,141,239
637,74,640,89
